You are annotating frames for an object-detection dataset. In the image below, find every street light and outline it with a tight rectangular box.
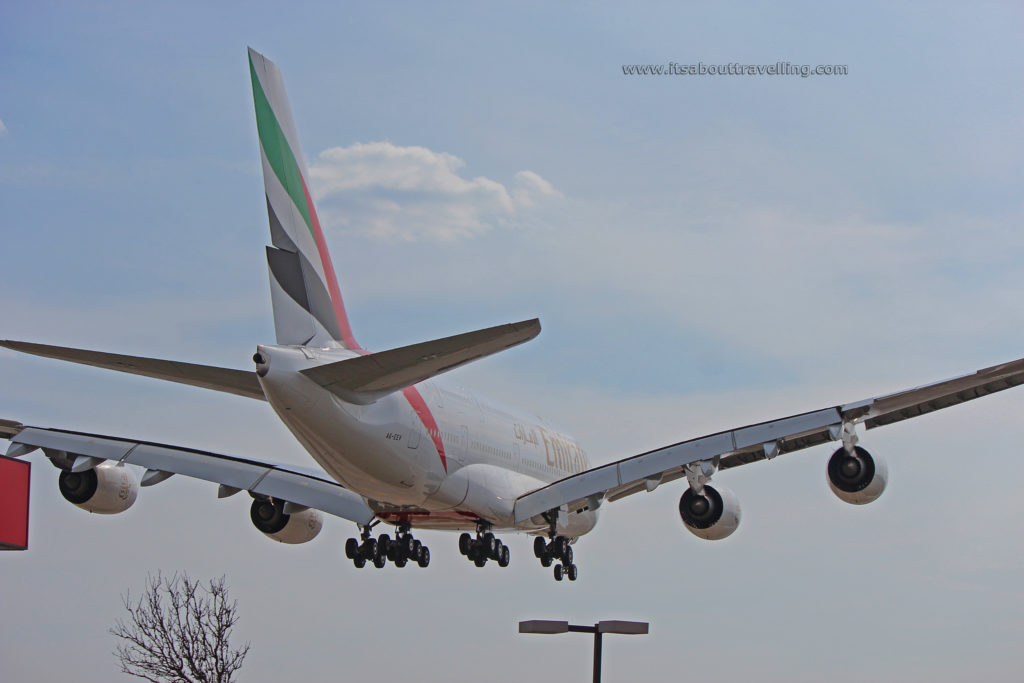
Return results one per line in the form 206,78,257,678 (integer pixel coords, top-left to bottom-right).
519,619,649,683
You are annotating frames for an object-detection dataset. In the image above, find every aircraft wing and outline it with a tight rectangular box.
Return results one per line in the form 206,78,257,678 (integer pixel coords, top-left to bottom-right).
0,340,265,401
1,421,375,525
513,356,1024,524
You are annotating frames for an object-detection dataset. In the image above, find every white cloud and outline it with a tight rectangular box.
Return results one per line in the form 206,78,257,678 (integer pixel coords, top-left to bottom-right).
309,141,561,241
512,169,563,207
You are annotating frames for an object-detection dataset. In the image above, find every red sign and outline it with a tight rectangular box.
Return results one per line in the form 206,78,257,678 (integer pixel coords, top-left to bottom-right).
0,456,30,550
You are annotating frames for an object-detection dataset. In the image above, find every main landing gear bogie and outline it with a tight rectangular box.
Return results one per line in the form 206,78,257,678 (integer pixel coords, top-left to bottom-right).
346,524,429,569
534,535,577,582
458,526,511,568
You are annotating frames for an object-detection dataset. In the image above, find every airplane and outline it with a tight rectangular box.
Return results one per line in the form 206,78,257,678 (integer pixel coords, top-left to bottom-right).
3,47,1024,582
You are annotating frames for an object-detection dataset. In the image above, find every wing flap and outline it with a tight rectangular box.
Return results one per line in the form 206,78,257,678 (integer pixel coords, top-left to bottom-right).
302,319,541,404
7,426,374,525
0,340,265,401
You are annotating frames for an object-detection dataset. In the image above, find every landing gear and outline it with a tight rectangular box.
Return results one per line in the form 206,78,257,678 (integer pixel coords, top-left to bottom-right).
534,534,578,582
345,523,430,569
458,523,511,568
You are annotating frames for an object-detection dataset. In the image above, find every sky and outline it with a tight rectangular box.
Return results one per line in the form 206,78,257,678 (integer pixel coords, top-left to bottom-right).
1,1,1023,681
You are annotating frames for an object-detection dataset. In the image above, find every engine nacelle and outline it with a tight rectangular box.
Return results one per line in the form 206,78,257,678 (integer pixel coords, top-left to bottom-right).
58,461,139,514
678,484,741,540
249,499,323,544
827,446,888,505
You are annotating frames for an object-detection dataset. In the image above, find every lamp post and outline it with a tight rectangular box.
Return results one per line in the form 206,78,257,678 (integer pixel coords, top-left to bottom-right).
519,619,649,683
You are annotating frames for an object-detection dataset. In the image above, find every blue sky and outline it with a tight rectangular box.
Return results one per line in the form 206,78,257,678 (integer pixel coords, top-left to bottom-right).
2,2,1023,681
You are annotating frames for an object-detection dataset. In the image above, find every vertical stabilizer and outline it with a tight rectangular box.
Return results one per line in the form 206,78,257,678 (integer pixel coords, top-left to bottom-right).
248,47,361,350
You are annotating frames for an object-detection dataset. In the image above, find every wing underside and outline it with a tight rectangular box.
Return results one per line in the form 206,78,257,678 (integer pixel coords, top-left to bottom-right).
3,422,374,525
513,355,1024,524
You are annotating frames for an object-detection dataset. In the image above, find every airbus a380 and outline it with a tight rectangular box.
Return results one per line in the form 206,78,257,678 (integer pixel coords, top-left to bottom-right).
3,48,1023,582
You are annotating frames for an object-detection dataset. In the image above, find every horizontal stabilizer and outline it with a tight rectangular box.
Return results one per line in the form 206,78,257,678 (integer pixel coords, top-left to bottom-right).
0,340,265,401
301,319,541,405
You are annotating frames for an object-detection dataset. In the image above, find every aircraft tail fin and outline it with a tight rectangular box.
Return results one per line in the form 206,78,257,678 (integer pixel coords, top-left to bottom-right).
248,47,361,350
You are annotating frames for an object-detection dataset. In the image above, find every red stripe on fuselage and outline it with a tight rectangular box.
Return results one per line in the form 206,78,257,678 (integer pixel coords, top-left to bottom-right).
402,386,447,473
299,174,362,351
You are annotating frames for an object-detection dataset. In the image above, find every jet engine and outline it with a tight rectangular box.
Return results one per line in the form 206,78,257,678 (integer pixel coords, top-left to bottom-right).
678,484,741,540
58,461,139,514
827,446,887,505
249,498,323,544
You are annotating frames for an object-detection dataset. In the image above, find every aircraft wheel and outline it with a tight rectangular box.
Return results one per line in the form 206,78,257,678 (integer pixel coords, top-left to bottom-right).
402,535,416,555
553,564,563,581
412,539,422,557
567,564,578,581
353,556,366,569
345,538,359,559
498,544,510,567
377,534,391,556
394,555,408,568
372,553,387,568
563,545,573,565
533,536,546,558
417,546,430,568
361,538,377,559
483,533,497,557
540,550,553,568
474,555,488,567
553,536,568,558
458,533,473,555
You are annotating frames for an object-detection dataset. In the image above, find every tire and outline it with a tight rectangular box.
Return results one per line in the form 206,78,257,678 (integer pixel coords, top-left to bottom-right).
498,544,510,567
540,550,553,568
361,538,377,559
458,533,473,555
394,556,407,568
412,539,422,556
533,536,547,558
483,533,497,556
417,547,430,568
474,555,488,567
563,545,573,565
567,564,577,581
372,553,386,569
377,534,390,556
353,556,366,569
345,538,359,559
553,564,563,581
403,535,416,555
553,536,567,558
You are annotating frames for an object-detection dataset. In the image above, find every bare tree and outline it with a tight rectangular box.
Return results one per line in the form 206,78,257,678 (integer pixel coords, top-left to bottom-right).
110,572,249,683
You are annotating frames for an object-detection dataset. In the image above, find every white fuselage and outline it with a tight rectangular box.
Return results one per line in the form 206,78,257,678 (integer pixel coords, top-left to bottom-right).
255,344,599,537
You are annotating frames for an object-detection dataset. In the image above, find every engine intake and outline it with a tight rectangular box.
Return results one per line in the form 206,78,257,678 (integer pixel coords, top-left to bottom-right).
58,461,139,514
678,484,741,540
827,446,887,505
249,499,323,544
